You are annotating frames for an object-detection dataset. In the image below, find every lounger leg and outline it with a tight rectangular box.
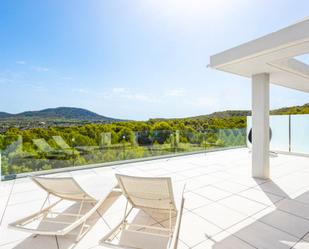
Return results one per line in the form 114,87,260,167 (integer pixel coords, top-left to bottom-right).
108,203,133,242
122,200,129,229
40,194,50,211
75,199,90,242
75,220,90,242
77,199,85,220
169,205,172,233
121,201,134,230
40,193,51,219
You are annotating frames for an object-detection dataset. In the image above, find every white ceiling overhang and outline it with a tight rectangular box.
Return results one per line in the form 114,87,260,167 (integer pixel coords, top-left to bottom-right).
209,18,309,92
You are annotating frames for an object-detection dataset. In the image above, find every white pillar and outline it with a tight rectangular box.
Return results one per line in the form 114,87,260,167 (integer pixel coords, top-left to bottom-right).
252,73,270,179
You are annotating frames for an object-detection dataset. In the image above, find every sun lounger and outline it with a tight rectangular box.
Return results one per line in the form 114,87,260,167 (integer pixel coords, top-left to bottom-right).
32,138,69,158
100,174,185,249
52,136,78,155
8,176,118,242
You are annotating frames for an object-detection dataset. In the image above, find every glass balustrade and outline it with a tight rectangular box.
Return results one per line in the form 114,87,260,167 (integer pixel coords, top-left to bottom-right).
0,128,246,180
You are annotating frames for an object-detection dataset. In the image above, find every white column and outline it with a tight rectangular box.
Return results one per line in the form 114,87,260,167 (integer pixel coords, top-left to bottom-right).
252,73,270,179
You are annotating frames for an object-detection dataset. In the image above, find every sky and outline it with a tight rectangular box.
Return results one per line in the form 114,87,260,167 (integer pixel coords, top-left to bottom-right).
0,0,309,120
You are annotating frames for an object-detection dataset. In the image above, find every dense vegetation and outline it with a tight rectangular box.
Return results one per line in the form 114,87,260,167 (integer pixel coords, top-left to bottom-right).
0,117,246,177
271,103,309,115
2,103,309,177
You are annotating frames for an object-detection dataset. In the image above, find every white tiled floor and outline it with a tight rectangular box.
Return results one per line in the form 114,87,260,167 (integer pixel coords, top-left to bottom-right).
1,148,309,248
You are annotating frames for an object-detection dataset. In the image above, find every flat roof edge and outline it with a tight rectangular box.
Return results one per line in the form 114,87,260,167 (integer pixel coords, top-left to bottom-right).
209,18,309,68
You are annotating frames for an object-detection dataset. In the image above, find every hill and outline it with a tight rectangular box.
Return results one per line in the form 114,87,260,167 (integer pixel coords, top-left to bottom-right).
0,112,12,119
270,103,309,115
187,103,309,120
0,107,120,122
192,110,251,119
2,103,309,124
149,103,309,122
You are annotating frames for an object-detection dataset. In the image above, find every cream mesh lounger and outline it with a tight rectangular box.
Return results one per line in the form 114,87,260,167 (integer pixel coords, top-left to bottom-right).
100,174,185,249
8,176,117,242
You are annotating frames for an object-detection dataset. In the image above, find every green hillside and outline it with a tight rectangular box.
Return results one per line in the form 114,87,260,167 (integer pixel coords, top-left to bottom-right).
183,103,309,120
0,107,121,122
1,103,309,176
270,103,309,115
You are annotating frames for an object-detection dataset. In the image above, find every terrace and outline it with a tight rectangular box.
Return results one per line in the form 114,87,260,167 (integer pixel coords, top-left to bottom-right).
1,15,309,249
1,148,309,248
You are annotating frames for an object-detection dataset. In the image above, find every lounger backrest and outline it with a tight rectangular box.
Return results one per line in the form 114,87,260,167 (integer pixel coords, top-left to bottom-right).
52,136,71,150
32,176,94,201
32,139,53,152
116,174,177,211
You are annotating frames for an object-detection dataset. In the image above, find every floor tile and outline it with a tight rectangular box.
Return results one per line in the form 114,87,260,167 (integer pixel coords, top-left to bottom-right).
193,186,232,201
1,148,309,249
193,203,247,229
292,240,309,249
193,231,256,249
256,209,309,239
227,219,299,249
212,180,250,194
277,199,309,220
183,191,212,210
218,195,267,216
294,191,309,206
0,235,58,249
179,211,222,247
239,188,284,206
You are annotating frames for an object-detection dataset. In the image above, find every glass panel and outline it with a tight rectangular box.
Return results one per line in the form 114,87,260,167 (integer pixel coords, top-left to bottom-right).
246,115,290,152
0,128,246,180
246,116,252,148
291,114,309,154
270,115,289,152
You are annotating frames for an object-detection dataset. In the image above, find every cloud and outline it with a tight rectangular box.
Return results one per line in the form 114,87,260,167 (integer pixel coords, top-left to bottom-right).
31,66,49,72
168,89,185,97
16,60,26,65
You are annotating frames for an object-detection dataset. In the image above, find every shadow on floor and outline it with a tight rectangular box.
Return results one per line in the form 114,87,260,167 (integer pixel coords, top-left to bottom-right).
211,179,309,249
12,191,121,249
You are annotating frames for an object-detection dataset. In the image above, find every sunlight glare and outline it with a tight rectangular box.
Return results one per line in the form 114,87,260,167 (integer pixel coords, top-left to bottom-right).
138,0,248,24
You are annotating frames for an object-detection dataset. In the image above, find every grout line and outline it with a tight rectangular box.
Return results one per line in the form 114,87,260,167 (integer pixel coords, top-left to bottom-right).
191,199,307,249
187,209,258,248
276,206,309,223
235,192,284,207
189,204,275,244
191,233,259,249
191,185,235,203
0,180,15,226
187,239,209,249
0,239,24,247
178,238,190,248
55,235,60,249
255,214,305,241
6,197,47,207
289,231,309,249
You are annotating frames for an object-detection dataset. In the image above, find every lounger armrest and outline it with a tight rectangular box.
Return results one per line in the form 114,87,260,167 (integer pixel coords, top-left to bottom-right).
169,184,185,249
